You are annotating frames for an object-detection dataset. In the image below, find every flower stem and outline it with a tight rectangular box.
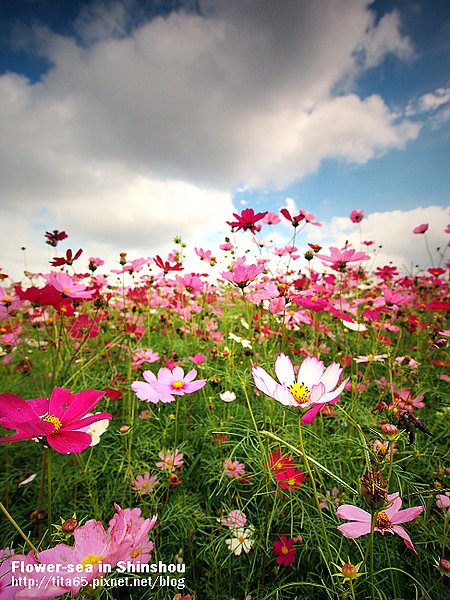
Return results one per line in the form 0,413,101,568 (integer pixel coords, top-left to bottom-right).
0,501,38,553
297,415,333,567
47,448,53,532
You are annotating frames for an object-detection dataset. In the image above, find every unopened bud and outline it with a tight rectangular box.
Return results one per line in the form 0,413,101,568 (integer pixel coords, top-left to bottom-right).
62,518,78,533
381,423,398,439
342,563,358,579
439,558,450,572
304,250,314,261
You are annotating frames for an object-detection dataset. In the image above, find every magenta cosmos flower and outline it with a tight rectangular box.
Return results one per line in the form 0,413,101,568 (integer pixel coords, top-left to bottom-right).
315,247,370,271
46,272,94,299
350,209,364,223
413,223,429,234
221,263,265,289
0,388,111,453
252,353,349,424
337,492,424,553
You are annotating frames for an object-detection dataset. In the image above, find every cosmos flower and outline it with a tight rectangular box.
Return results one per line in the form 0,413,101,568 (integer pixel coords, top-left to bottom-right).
221,264,265,289
131,473,159,495
219,510,247,528
225,526,255,555
150,366,206,403
274,467,306,490
350,209,364,223
273,536,297,566
413,223,429,234
336,492,424,553
226,208,268,233
46,272,94,299
224,459,246,479
252,353,349,424
315,247,370,271
156,449,184,472
220,390,236,402
0,388,111,454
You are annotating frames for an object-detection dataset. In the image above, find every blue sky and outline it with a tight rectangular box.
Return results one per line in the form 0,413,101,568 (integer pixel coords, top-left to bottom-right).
0,0,449,277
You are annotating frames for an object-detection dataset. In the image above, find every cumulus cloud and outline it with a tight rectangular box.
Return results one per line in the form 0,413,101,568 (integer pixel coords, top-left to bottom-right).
306,205,450,272
0,0,429,278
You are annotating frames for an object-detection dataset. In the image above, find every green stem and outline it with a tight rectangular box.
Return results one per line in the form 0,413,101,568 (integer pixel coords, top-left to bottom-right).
47,448,53,532
0,501,38,553
298,415,333,567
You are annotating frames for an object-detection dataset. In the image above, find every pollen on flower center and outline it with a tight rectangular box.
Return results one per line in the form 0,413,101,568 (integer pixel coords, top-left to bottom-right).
80,553,104,569
63,287,71,294
375,511,391,529
288,382,310,404
281,545,289,555
42,413,63,433
237,535,245,543
172,380,184,389
130,548,140,558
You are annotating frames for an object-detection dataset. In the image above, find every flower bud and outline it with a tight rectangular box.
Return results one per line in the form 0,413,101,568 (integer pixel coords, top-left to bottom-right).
62,518,79,533
380,423,398,439
342,563,358,579
439,558,450,574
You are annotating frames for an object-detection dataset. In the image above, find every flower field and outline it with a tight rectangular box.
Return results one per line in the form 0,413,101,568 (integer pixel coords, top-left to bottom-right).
0,208,449,600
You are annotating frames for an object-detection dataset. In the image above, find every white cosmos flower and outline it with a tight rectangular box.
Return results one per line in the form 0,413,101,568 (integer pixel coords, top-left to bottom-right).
80,413,110,446
342,320,367,332
225,526,255,555
252,353,349,425
220,391,237,403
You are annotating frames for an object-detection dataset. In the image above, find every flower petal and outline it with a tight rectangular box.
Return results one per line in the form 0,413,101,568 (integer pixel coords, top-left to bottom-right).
274,353,295,386
336,504,371,522
391,525,418,553
298,356,324,388
338,521,372,539
390,506,424,525
46,430,93,454
319,362,342,391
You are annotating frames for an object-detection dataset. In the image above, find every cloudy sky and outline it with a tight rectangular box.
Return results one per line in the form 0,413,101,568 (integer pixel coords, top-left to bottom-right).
0,0,449,279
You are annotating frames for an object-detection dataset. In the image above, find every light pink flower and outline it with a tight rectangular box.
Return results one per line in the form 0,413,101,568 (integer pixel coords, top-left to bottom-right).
252,353,349,424
0,388,111,454
436,492,450,513
131,370,161,403
131,472,159,495
224,458,246,478
337,492,424,553
151,366,206,403
156,449,184,472
413,223,429,234
315,247,370,271
131,348,160,367
219,510,247,528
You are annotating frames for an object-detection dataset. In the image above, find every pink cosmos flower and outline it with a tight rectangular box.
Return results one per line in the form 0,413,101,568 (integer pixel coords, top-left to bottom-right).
131,370,161,403
219,510,247,528
131,348,160,367
252,353,349,424
436,492,450,513
262,212,281,225
350,209,364,223
273,536,297,566
150,366,206,403
275,467,306,490
413,223,429,234
226,208,268,233
337,492,424,553
131,472,159,495
188,353,205,365
224,458,246,478
315,247,370,271
45,272,94,299
221,263,265,289
156,449,184,472
0,388,111,454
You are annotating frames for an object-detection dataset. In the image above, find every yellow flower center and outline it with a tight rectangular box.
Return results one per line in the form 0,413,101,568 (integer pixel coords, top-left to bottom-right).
288,382,310,404
1,295,12,303
80,553,104,569
281,545,289,555
63,287,71,294
228,464,235,471
237,535,245,543
42,414,63,433
287,478,296,487
172,380,184,389
130,549,140,559
375,511,391,529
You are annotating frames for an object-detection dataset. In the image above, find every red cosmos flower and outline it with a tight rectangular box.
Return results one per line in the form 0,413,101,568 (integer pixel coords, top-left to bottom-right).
50,248,83,267
267,450,296,473
0,387,112,453
45,230,68,247
275,467,306,490
273,535,297,566
280,208,305,227
69,314,100,339
153,255,183,274
226,208,268,233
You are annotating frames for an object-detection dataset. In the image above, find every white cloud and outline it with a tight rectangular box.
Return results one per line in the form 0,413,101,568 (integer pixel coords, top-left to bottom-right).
305,205,450,272
0,0,427,278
